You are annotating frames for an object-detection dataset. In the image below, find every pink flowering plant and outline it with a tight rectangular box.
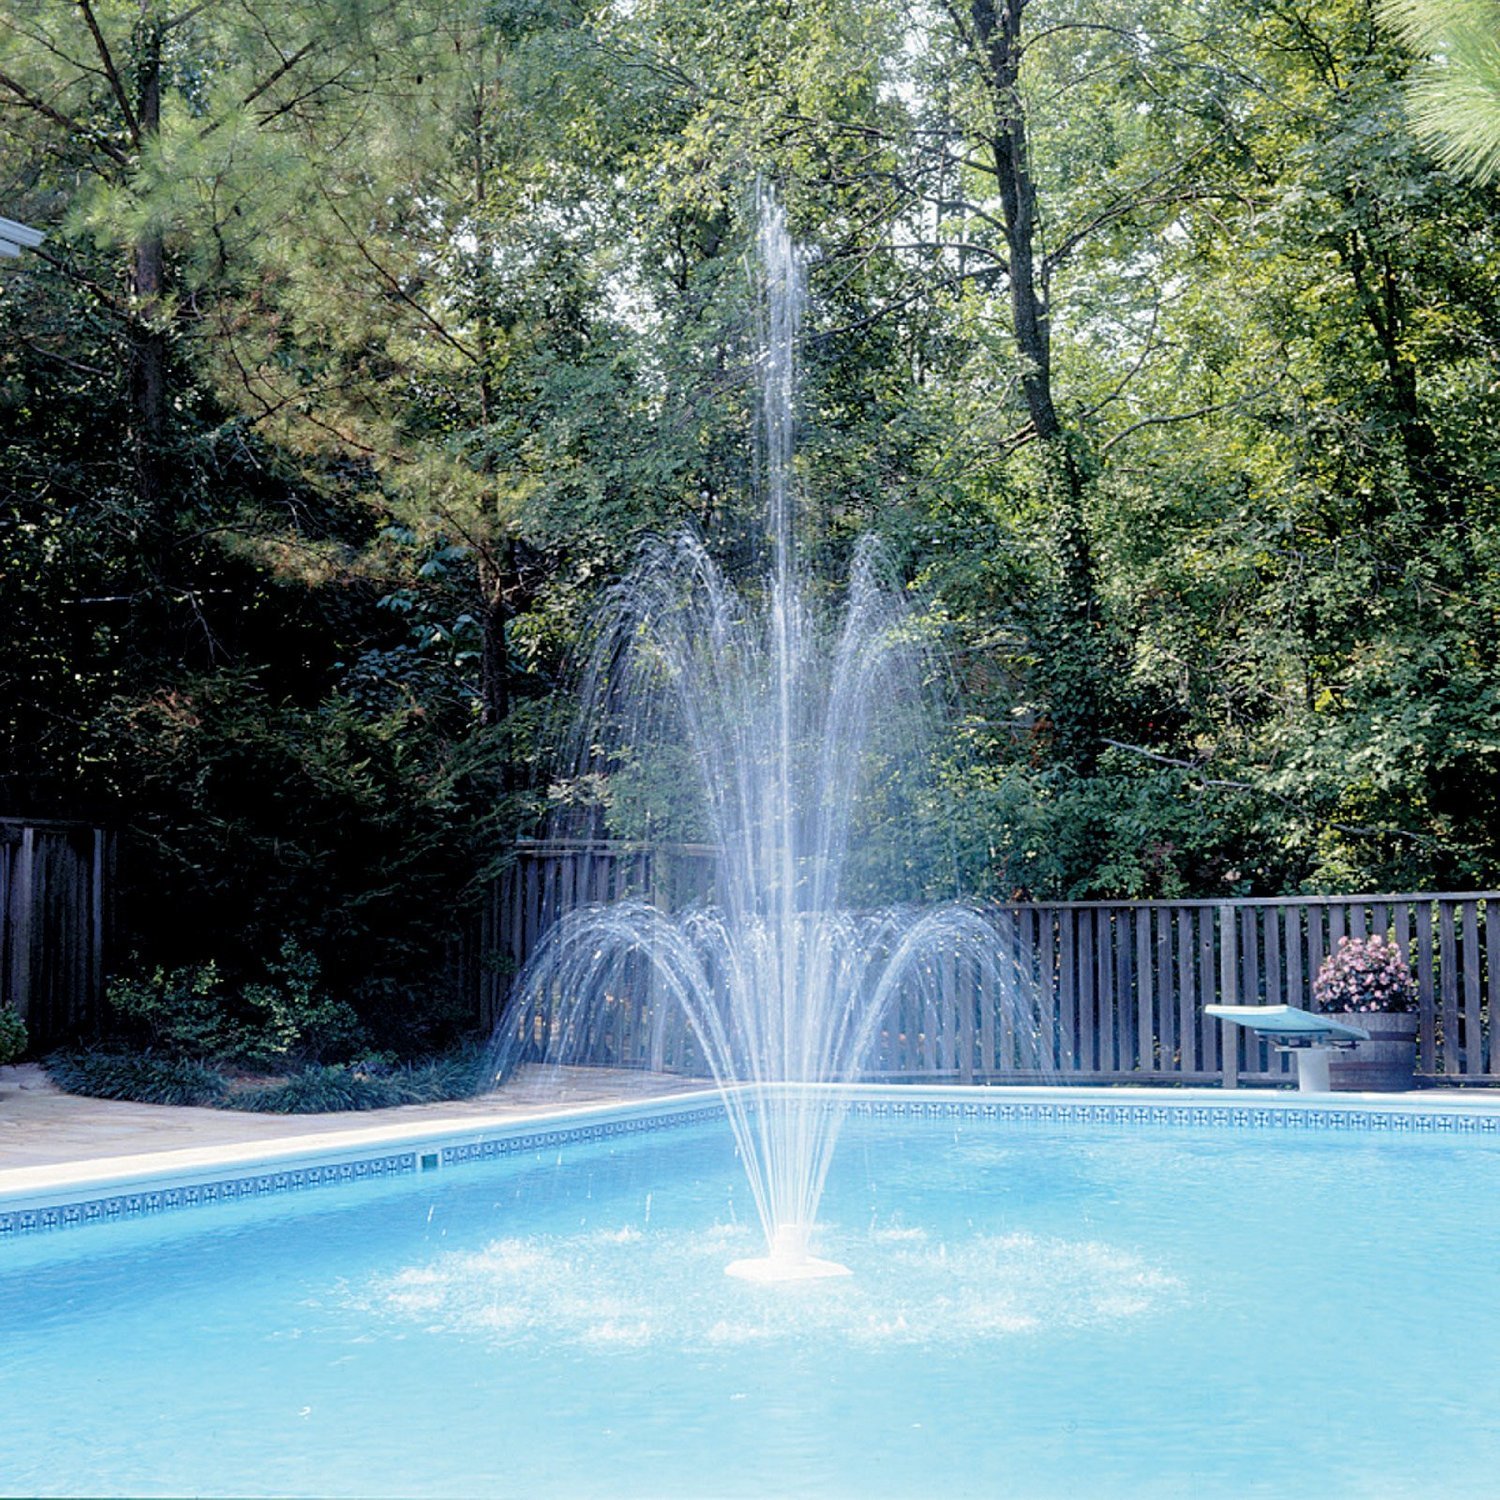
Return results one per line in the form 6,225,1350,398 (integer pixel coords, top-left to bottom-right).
1312,933,1418,1013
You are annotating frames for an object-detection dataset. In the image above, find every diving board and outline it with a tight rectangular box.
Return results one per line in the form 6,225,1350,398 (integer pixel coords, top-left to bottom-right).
1206,1005,1369,1093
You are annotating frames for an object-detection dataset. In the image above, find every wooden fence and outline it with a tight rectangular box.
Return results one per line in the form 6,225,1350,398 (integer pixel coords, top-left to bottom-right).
478,840,1500,1088
0,819,111,1050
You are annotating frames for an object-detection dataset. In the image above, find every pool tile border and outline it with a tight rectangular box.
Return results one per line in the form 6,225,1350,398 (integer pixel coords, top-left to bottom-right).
4,1092,1499,1239
440,1104,726,1167
0,1152,419,1237
845,1097,1500,1132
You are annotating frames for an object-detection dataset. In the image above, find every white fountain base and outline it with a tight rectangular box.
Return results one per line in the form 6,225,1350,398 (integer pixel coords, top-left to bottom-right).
725,1223,852,1283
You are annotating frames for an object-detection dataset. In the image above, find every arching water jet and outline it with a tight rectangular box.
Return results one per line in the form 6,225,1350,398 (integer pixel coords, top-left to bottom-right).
488,190,1037,1281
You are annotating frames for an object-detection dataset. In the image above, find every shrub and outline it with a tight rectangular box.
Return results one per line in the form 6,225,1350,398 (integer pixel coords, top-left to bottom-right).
0,1006,27,1064
107,939,364,1067
1312,933,1418,1013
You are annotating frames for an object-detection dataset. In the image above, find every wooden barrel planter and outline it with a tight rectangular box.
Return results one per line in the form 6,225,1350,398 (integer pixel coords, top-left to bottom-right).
1328,1012,1419,1092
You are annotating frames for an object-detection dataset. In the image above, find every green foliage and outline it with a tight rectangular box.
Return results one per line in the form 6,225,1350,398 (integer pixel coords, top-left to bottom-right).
0,1006,27,1065
45,1051,228,1108
6,0,1500,997
227,1053,485,1113
107,940,363,1068
45,1047,483,1113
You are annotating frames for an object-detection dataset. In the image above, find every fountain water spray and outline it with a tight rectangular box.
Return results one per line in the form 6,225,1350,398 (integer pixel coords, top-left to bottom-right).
490,190,1033,1281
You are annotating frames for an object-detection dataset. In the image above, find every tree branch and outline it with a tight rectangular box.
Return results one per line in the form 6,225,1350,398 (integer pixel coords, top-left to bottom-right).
1099,739,1446,847
1100,387,1276,455
0,69,130,165
74,0,139,144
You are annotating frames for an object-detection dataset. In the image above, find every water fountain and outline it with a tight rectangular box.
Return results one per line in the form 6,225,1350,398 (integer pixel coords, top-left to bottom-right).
491,190,1029,1280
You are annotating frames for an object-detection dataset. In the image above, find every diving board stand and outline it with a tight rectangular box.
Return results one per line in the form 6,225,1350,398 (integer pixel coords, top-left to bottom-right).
1205,1005,1369,1093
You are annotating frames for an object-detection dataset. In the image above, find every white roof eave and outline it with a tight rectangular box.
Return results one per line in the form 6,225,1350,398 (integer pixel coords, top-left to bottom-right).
0,214,46,258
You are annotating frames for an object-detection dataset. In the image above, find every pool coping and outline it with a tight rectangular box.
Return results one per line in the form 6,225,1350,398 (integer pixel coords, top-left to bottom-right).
5,1082,1500,1238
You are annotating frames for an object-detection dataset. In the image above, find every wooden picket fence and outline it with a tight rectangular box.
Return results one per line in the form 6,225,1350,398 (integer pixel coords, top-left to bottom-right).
0,819,112,1049
477,840,1500,1088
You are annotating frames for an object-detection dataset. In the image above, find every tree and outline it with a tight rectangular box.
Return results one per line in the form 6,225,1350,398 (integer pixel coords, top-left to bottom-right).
1382,0,1500,183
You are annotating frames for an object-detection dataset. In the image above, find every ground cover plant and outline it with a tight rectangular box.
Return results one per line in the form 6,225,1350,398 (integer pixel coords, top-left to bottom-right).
44,1049,487,1114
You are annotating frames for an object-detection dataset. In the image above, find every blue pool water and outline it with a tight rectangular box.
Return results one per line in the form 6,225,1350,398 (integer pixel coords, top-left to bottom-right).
4,1110,1500,1498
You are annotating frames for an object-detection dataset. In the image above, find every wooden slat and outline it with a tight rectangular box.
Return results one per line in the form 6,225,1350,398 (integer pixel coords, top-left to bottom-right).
1115,906,1133,1073
995,920,1015,1073
1078,910,1096,1071
1177,907,1195,1073
1308,905,1327,1007
1135,907,1152,1072
1348,902,1368,941
1155,907,1174,1075
1264,906,1282,1008
1394,900,1412,966
7,828,33,1027
940,947,957,1074
1488,901,1500,1077
1261,907,1286,1081
1219,904,1239,1087
1097,909,1115,1074
1240,908,1261,1072
979,945,997,1076
1440,900,1460,1077
1284,905,1304,1011
1416,902,1437,1073
532,851,549,951
1198,906,1216,1073
1059,909,1077,1070
1019,907,1039,1070
1462,901,1482,1078
958,950,975,1082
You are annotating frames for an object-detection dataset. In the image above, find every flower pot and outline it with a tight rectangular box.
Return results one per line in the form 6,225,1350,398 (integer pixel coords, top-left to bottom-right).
1327,1011,1418,1092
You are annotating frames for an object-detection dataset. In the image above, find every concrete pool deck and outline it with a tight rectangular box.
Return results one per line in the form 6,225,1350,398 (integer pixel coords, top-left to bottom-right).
0,1062,712,1197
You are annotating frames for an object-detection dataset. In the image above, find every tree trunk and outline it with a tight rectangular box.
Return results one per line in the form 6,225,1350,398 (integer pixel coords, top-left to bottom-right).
969,0,1104,770
477,541,515,729
130,22,167,519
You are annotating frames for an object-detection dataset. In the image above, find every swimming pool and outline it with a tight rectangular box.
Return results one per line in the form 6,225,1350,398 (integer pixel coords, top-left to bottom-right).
3,1089,1499,1498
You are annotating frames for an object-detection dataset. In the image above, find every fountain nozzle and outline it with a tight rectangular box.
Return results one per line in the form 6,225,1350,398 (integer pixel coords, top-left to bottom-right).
725,1222,852,1283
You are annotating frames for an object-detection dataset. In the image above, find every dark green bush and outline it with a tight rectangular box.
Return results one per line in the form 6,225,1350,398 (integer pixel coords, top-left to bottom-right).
45,1051,228,1107
106,939,365,1068
0,1006,26,1065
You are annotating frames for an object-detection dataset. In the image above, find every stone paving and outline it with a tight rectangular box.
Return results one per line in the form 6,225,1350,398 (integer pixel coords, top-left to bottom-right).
0,1062,709,1194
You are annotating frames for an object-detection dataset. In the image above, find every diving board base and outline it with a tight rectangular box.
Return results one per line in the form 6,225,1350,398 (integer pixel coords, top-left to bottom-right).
1288,1046,1331,1094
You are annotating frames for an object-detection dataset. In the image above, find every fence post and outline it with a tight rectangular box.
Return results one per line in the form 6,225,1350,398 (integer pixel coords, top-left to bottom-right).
8,827,34,1026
